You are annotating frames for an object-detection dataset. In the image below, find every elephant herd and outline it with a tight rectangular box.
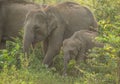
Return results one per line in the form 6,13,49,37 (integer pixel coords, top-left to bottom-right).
0,1,103,75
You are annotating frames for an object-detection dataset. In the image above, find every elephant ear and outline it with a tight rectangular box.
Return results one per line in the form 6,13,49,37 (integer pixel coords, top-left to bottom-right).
46,10,58,34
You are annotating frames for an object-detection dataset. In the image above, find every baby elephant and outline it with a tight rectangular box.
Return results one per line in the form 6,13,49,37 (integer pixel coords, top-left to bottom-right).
63,30,103,75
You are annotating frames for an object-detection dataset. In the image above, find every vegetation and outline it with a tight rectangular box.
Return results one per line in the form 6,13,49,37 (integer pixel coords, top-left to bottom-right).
0,0,120,84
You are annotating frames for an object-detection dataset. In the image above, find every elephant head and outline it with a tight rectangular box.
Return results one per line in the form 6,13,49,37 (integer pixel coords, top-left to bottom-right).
23,9,58,53
63,39,80,75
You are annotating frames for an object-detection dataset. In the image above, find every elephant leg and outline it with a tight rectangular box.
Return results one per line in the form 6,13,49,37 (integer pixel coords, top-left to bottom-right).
77,48,86,63
42,38,49,56
0,41,1,49
0,27,2,49
0,41,6,49
42,38,63,66
43,28,65,66
63,52,70,76
0,7,4,49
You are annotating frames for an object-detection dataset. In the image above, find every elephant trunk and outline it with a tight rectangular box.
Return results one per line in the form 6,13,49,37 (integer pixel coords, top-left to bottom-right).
63,52,70,76
23,26,34,53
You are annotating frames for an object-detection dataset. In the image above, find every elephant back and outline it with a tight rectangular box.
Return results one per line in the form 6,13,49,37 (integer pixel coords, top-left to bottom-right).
52,2,98,39
3,2,39,39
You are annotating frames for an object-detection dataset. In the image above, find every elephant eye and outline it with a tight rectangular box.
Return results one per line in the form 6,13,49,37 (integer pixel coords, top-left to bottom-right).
69,49,77,55
34,26,44,36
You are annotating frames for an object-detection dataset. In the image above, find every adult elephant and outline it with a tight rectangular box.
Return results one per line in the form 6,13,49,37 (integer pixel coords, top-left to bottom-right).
23,1,98,66
0,0,45,49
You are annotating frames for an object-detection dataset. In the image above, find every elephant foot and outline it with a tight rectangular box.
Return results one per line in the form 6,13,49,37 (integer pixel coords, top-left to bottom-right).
43,59,52,67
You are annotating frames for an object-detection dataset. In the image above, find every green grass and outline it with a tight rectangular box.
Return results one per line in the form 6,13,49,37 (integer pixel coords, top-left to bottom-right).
0,65,82,84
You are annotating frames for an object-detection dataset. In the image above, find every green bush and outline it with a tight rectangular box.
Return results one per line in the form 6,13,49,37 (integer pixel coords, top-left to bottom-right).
0,38,23,70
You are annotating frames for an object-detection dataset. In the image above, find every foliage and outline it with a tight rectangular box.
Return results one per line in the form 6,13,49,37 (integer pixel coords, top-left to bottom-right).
0,38,22,70
0,37,72,84
0,65,73,84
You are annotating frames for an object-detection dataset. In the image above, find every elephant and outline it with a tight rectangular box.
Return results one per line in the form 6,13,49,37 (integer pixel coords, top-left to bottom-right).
0,0,47,49
23,1,98,66
62,30,104,75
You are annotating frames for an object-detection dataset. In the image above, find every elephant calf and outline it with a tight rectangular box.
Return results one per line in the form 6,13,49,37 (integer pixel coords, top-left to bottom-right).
63,30,103,75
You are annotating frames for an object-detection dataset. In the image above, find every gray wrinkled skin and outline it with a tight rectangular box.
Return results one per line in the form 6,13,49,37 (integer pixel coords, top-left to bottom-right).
0,1,43,49
23,1,98,66
63,30,104,75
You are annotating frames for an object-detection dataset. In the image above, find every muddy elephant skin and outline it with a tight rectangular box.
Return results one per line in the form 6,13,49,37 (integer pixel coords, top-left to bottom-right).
23,1,98,66
0,1,42,49
63,30,104,75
